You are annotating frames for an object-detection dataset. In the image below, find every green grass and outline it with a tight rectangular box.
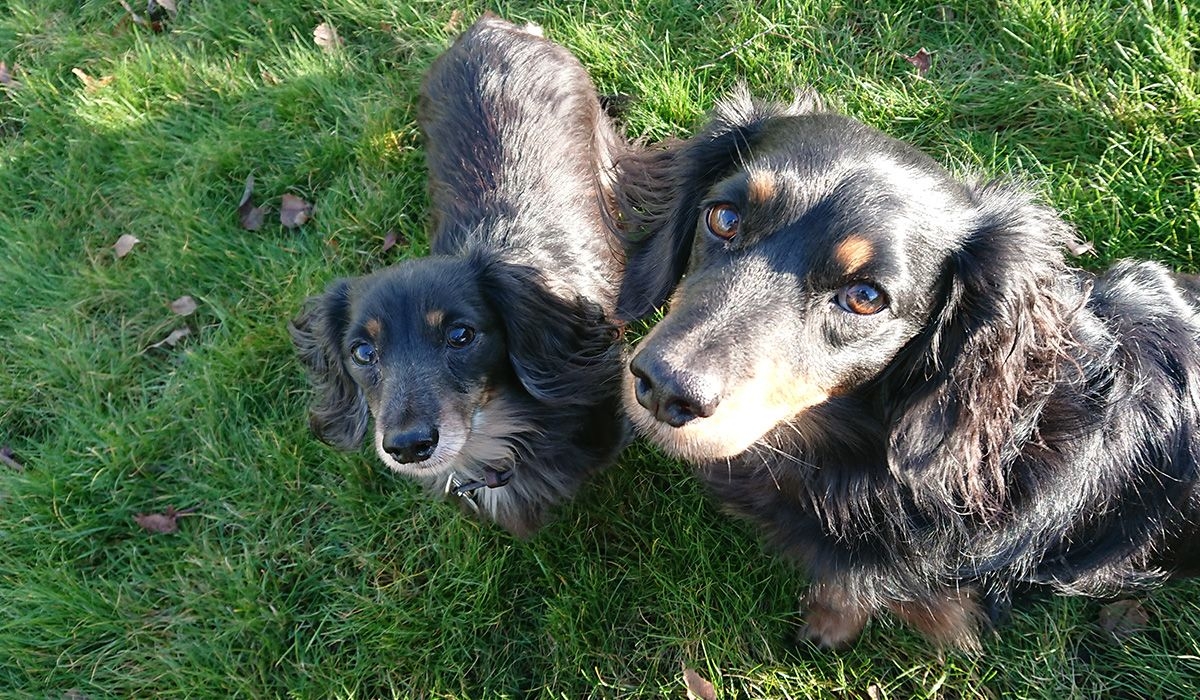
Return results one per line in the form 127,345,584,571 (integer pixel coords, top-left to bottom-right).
1,0,1198,697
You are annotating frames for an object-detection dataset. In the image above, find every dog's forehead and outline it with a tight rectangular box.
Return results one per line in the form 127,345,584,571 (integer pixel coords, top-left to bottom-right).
352,260,491,331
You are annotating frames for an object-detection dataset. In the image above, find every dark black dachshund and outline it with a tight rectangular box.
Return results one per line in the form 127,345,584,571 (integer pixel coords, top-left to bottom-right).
618,87,1200,649
290,15,628,537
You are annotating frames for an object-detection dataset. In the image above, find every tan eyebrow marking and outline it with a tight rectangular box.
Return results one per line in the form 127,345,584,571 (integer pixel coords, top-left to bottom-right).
424,310,444,327
746,172,777,204
834,235,875,274
364,318,382,339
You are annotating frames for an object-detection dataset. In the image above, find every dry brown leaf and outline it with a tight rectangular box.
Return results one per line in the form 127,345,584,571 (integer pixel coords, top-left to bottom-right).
0,445,23,472
113,234,140,258
280,194,313,228
382,230,401,253
148,327,190,350
905,47,932,76
1099,599,1149,639
169,295,197,316
444,9,464,34
866,683,885,700
72,67,114,91
0,62,19,90
133,505,196,534
237,174,266,231
1066,238,1096,256
313,22,342,51
683,667,717,700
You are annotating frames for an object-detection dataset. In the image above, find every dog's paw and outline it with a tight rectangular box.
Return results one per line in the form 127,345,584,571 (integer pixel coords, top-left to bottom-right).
797,591,871,649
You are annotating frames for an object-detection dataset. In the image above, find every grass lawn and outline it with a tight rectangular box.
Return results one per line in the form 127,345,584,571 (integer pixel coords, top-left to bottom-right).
1,0,1198,697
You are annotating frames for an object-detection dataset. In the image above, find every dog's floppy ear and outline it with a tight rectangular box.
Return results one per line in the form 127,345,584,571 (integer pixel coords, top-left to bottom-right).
612,86,823,320
288,280,369,450
887,183,1079,517
480,258,621,405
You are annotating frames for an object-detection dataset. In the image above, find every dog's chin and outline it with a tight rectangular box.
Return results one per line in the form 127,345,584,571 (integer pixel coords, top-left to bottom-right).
622,365,829,463
373,425,469,478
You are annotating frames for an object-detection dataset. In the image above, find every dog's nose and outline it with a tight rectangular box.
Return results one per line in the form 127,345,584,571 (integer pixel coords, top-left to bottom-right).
630,351,720,427
382,425,440,464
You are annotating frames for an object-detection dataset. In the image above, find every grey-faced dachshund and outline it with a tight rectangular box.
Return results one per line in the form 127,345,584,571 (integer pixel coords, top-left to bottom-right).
617,87,1200,650
291,15,629,537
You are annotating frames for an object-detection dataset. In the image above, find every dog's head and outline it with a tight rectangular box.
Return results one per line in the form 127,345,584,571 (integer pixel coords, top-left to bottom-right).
290,254,618,478
625,89,1077,511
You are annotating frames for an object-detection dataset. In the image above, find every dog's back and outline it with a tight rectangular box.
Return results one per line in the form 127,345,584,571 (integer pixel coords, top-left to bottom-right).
418,15,626,314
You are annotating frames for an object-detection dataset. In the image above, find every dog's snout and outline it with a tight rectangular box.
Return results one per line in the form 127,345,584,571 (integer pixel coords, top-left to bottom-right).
383,425,440,464
630,352,721,427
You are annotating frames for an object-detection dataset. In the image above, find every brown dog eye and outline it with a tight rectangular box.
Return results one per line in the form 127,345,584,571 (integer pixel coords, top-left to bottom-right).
704,203,740,240
350,341,377,366
836,282,888,315
446,325,476,349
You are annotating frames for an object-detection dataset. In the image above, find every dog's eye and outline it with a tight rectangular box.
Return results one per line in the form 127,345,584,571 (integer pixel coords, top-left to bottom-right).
446,325,476,349
836,282,889,315
350,341,378,366
704,203,740,240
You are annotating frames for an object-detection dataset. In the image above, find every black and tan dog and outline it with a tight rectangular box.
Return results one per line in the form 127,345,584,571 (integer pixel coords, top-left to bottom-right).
618,87,1200,649
291,16,628,537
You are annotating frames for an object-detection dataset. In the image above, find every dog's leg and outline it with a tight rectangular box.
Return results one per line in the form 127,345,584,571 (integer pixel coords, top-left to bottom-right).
797,583,874,649
886,587,984,652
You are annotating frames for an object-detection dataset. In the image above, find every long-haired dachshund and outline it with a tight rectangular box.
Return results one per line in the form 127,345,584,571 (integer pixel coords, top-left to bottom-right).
617,87,1200,650
290,15,628,537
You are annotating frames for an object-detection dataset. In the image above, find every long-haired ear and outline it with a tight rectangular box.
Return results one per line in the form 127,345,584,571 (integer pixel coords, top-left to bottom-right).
288,280,369,450
480,259,621,405
612,86,824,320
887,182,1080,517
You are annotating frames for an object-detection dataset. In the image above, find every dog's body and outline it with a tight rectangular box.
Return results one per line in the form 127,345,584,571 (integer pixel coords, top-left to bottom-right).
619,88,1200,649
290,15,628,537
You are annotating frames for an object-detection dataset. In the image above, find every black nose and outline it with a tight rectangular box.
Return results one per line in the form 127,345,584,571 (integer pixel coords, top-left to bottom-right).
382,425,440,464
629,351,721,427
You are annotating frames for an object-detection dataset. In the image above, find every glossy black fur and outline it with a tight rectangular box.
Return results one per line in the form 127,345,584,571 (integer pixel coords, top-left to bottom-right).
618,87,1200,648
290,15,629,537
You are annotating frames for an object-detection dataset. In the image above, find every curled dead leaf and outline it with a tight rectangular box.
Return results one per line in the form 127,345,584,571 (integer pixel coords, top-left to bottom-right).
113,234,140,258
72,67,114,91
169,295,197,316
280,194,313,228
444,9,464,34
1066,238,1096,256
148,327,190,351
382,230,401,253
0,62,19,90
313,22,342,51
683,667,717,700
1099,599,1149,639
905,47,932,76
237,174,266,231
0,445,23,472
133,505,197,534
905,47,932,74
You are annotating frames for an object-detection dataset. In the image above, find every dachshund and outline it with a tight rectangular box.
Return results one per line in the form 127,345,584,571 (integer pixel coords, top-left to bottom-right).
290,15,629,537
616,86,1200,650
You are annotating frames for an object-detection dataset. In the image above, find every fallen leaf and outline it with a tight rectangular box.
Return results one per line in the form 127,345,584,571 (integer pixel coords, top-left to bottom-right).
113,234,140,258
72,67,114,91
444,9,464,34
866,683,885,700
382,230,401,253
237,174,266,231
1099,599,1149,639
169,295,197,316
313,22,342,51
1066,238,1096,256
118,0,164,32
683,667,717,700
905,47,932,76
148,327,190,350
152,0,177,18
0,62,19,90
0,445,23,472
280,194,313,228
133,505,196,534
